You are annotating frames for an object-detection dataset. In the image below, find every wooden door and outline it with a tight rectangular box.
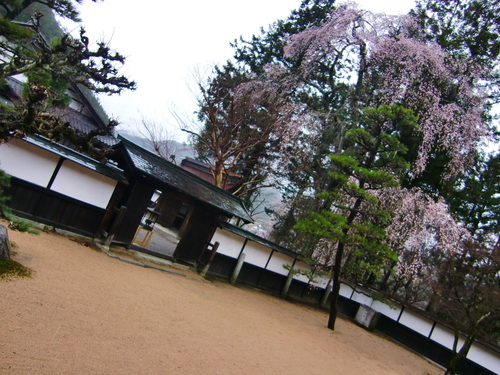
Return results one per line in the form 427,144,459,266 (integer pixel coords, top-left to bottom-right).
173,206,218,265
113,180,156,244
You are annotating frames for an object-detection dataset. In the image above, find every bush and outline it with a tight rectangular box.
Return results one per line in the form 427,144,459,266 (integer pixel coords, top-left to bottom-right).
0,169,39,234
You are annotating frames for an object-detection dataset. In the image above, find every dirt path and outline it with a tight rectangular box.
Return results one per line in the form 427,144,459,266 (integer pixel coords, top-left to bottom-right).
0,227,442,375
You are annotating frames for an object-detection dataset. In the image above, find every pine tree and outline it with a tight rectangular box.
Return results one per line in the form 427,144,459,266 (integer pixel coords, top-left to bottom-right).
0,0,135,157
296,104,417,329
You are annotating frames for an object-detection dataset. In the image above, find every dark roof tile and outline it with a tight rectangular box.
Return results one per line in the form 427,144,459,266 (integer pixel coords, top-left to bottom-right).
119,136,252,223
26,134,127,184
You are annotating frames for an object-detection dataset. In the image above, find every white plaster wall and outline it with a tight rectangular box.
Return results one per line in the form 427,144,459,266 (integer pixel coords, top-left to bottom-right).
310,276,329,289
50,160,117,209
211,229,245,258
339,283,354,298
266,251,294,276
371,300,402,321
430,324,464,350
0,139,58,187
243,241,272,268
11,74,27,82
351,290,374,306
292,260,311,283
399,309,434,337
467,343,500,374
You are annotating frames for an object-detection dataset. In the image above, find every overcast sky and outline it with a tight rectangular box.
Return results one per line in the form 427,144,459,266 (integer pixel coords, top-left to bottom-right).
65,0,416,140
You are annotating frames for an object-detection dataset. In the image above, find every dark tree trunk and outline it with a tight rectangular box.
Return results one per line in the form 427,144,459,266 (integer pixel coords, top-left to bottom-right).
328,240,345,329
445,330,475,375
327,197,363,330
379,260,398,291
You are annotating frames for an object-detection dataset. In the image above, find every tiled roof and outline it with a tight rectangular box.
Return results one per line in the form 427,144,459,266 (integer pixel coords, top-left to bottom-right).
58,110,119,146
59,109,98,134
118,136,253,223
26,134,127,184
3,77,119,147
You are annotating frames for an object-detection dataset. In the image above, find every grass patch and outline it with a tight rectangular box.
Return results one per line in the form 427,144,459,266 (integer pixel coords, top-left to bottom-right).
0,258,33,281
2,208,40,235
7,217,40,234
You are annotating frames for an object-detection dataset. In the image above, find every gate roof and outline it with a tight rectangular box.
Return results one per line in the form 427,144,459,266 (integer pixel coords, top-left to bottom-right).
117,136,253,223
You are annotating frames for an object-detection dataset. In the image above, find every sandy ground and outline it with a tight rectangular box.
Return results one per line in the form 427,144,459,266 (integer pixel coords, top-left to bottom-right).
0,227,443,375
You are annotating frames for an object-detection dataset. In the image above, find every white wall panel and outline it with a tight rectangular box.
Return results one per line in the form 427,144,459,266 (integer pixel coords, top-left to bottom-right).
467,343,500,374
429,324,463,350
351,290,374,306
399,309,434,337
371,300,402,320
243,241,272,268
50,160,117,209
310,276,329,289
0,139,58,187
211,229,245,258
266,251,294,276
292,260,311,283
339,283,354,298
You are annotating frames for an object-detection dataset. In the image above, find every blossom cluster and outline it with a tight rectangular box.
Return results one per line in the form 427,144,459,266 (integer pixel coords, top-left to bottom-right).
282,3,488,179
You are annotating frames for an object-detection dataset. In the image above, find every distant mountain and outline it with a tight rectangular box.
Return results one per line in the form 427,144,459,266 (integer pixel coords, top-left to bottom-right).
117,130,196,163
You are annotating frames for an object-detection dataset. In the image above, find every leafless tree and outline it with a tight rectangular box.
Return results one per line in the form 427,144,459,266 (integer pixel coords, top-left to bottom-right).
137,111,181,164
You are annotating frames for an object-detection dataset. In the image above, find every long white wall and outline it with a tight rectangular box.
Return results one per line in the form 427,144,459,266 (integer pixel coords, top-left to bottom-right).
468,343,500,374
430,324,461,349
0,139,117,209
51,160,117,209
398,309,435,337
243,241,273,268
0,139,59,187
211,227,500,373
292,260,312,283
266,251,294,276
212,229,245,258
371,300,401,321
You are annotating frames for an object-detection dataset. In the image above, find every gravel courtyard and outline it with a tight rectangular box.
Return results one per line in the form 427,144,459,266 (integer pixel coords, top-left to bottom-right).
0,226,442,375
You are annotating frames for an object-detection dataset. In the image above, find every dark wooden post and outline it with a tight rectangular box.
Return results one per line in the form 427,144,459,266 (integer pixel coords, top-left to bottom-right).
104,206,127,246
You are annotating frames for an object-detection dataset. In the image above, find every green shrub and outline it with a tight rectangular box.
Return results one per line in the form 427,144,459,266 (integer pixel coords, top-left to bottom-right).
5,212,40,235
0,169,39,234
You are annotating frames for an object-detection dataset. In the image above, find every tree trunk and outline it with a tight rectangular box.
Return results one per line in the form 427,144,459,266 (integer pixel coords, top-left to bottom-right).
327,197,363,330
379,260,398,291
445,330,475,375
327,240,345,329
213,163,224,188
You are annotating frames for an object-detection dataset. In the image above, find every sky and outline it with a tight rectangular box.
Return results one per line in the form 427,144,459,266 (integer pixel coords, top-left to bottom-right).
63,0,416,140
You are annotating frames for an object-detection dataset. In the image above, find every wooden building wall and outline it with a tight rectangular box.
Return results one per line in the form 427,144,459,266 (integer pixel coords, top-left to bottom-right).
7,177,106,236
0,139,123,237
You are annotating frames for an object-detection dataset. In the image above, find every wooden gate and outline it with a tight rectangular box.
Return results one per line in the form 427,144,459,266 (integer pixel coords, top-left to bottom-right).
173,206,219,265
